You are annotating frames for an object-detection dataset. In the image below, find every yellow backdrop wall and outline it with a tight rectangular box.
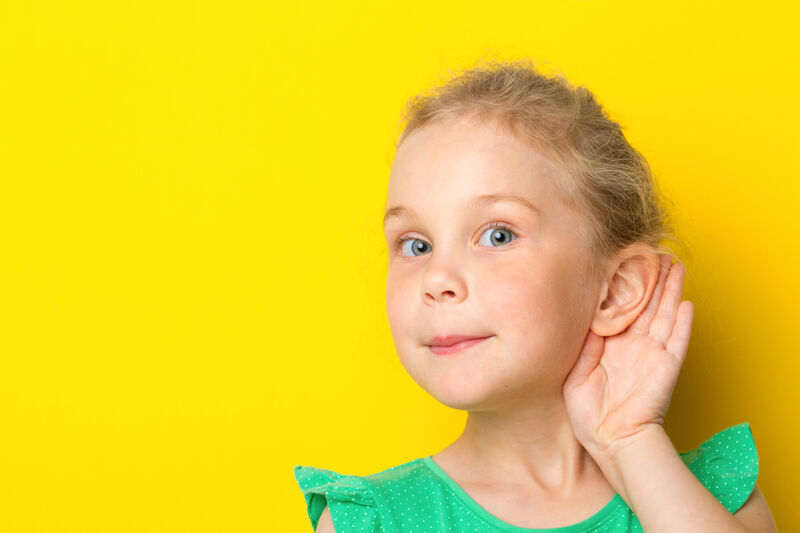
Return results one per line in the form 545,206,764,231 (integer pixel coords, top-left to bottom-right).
0,1,796,531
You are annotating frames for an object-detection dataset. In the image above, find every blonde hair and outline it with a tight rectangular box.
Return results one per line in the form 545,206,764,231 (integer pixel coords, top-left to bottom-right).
394,57,690,283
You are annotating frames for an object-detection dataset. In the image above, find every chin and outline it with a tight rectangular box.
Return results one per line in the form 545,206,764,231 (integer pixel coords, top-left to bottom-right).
424,372,503,411
398,341,516,411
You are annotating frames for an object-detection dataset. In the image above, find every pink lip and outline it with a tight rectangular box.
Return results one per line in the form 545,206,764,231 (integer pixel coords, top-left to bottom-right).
427,335,493,355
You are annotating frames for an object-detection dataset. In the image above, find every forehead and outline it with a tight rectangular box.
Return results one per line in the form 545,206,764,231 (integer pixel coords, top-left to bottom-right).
386,116,562,216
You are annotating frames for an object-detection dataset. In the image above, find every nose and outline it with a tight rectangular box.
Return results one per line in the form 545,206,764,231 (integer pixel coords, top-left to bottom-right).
421,262,467,305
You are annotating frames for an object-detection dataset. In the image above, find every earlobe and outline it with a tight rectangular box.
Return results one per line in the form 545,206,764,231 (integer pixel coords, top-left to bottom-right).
590,248,660,337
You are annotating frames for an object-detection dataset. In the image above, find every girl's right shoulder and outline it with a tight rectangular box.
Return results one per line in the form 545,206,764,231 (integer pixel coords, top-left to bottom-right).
293,457,429,532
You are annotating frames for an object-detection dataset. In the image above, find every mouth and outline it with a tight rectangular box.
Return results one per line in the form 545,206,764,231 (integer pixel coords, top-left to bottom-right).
426,335,493,355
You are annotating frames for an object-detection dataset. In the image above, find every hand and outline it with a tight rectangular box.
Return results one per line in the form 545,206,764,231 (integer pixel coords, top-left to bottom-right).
562,254,694,461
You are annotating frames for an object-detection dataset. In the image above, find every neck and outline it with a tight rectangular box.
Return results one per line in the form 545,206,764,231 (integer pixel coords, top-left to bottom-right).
442,393,601,494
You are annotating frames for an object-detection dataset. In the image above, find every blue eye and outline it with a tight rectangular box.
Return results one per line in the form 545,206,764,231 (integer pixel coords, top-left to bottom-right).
397,238,431,257
478,224,517,247
394,223,517,257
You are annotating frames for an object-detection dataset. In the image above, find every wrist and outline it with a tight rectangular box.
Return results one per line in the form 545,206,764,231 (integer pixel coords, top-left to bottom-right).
601,423,667,463
588,424,669,504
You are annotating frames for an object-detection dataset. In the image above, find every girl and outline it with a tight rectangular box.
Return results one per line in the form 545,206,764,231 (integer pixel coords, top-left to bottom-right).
293,59,775,532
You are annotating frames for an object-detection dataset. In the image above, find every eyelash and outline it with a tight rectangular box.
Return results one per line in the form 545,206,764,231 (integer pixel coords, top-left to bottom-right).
393,221,517,253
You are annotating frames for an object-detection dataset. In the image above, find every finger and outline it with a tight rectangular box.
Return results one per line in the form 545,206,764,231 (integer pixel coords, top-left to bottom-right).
630,254,671,334
666,300,694,365
649,261,686,347
564,329,604,389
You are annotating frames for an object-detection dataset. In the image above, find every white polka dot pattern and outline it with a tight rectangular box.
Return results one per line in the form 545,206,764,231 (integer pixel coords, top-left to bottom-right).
293,422,758,532
677,421,759,515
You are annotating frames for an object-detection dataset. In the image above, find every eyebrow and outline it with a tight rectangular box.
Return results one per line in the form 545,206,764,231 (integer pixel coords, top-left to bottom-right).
383,193,541,227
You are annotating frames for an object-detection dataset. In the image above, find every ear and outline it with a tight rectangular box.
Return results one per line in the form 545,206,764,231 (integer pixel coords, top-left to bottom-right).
590,245,661,337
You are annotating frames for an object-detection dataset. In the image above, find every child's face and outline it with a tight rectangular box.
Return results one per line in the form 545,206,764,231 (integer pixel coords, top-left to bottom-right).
384,115,601,410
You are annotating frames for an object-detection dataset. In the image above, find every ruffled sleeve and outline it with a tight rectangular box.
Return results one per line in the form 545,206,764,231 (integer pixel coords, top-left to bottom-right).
293,465,383,532
678,422,759,514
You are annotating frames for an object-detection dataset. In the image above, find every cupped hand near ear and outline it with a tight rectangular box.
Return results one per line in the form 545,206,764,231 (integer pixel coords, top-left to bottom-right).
562,254,694,460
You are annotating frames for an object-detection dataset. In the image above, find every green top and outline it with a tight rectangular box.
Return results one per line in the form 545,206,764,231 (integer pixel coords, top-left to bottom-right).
294,422,758,532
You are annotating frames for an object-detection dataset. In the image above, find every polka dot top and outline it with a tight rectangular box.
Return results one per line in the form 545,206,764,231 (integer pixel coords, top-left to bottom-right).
293,422,758,532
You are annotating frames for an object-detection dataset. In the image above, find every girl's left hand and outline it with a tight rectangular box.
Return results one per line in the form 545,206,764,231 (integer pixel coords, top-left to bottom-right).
562,254,694,461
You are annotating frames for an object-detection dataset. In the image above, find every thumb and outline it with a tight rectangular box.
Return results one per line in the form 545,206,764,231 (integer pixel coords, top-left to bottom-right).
564,329,605,390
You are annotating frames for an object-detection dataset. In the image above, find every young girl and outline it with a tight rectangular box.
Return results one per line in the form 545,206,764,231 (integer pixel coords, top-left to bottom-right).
293,59,775,532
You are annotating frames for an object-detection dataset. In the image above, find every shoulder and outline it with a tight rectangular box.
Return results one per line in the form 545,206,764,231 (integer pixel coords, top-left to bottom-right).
293,464,383,532
678,422,759,515
293,457,429,533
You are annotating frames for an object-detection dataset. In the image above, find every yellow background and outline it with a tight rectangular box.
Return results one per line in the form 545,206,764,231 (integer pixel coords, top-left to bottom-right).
0,1,797,531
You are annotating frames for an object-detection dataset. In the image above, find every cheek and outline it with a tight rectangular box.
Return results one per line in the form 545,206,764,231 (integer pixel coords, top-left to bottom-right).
476,258,582,378
477,262,555,332
385,273,405,318
385,273,417,341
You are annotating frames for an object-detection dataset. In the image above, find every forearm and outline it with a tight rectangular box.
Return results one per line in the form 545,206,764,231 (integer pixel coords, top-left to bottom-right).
593,425,750,533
